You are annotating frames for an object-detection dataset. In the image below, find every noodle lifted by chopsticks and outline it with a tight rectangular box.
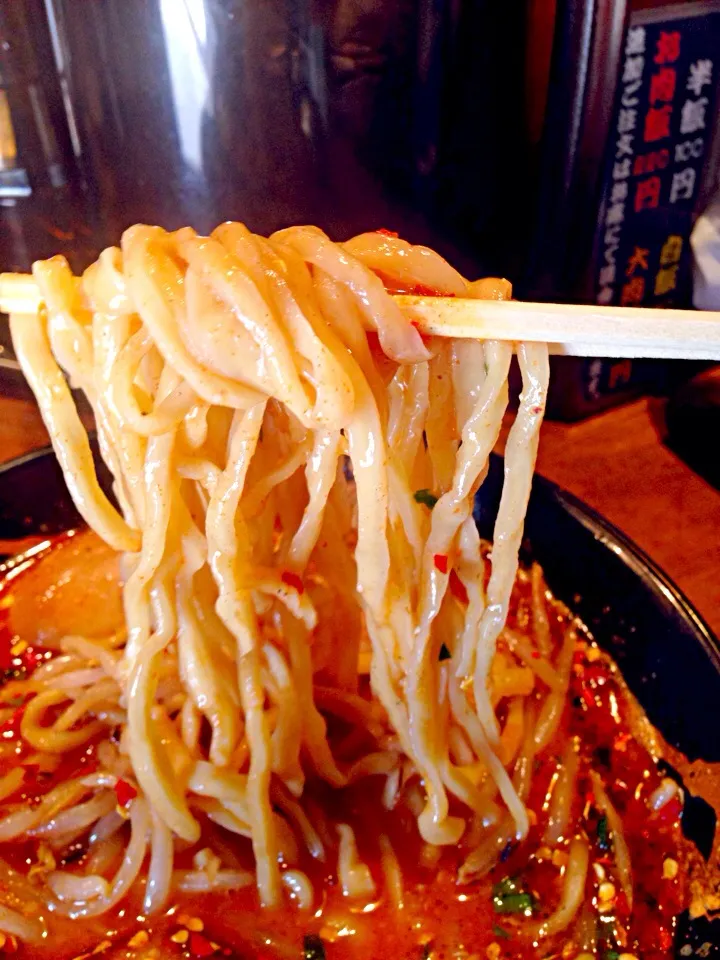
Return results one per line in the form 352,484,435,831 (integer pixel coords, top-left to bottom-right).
5,223,549,926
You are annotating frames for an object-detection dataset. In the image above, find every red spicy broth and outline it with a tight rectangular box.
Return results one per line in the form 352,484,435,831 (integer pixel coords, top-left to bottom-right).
0,531,688,960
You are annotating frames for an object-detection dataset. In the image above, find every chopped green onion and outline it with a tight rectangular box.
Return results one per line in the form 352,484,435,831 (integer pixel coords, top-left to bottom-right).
492,876,535,916
597,814,610,851
492,876,519,898
439,643,452,662
303,934,326,960
493,892,535,915
605,951,620,960
414,488,438,509
492,924,511,940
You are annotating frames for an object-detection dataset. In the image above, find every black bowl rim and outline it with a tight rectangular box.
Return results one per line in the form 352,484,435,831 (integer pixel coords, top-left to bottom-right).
529,470,720,672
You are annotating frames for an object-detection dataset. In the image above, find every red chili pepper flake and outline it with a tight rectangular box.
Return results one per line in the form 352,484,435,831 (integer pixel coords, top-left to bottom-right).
531,651,540,659
281,571,304,595
433,554,449,575
114,779,137,807
658,928,673,952
655,795,683,825
449,569,468,604
1,704,26,738
188,931,217,957
409,283,453,297
375,228,399,238
0,616,15,671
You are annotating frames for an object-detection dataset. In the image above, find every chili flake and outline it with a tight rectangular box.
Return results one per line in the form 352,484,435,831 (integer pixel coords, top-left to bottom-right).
433,554,449,574
281,571,304,594
114,778,137,807
449,569,468,604
188,931,217,957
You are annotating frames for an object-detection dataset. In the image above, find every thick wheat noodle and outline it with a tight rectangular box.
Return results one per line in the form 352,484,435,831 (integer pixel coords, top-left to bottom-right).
2,223,563,934
9,311,138,553
473,343,549,743
126,593,198,843
288,432,342,569
37,258,146,529
177,230,312,419
122,227,265,409
123,426,177,664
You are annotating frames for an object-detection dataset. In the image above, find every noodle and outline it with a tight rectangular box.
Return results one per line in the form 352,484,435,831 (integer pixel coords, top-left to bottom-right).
3,223,560,934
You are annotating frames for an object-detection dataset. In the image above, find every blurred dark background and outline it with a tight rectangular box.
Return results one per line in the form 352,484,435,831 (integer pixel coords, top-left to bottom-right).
1,0,719,418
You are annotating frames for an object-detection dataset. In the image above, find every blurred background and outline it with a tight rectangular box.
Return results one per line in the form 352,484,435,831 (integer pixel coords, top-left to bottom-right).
0,0,719,418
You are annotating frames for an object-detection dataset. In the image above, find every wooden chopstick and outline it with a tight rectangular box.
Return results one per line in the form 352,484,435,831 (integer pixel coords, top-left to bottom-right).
3,272,720,360
397,296,720,360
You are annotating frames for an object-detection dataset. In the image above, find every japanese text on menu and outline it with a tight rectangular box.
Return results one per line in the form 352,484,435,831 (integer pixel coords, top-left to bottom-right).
596,11,719,308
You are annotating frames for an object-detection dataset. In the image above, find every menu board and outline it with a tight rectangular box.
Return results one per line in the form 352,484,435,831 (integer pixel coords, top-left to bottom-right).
595,3,720,310
575,2,720,409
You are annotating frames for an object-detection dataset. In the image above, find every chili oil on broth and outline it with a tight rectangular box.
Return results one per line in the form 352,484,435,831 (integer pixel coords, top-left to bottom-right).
0,531,689,960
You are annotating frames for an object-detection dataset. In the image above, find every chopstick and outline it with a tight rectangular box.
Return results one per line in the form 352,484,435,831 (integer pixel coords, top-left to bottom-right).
3,271,720,360
397,296,720,360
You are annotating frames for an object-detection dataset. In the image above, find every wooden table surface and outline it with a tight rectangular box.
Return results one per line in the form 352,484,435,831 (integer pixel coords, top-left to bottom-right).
2,392,720,636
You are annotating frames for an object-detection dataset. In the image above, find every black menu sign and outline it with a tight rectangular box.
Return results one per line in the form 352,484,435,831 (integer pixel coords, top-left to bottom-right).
594,3,720,311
